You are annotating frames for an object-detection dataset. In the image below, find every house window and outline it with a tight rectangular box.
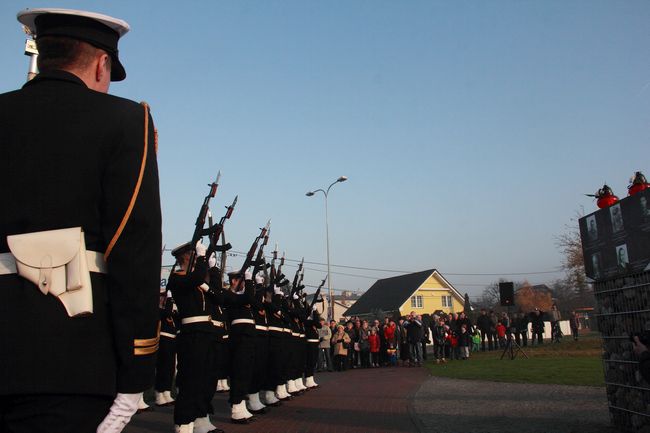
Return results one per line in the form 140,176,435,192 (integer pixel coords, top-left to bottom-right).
410,295,423,309
441,295,452,308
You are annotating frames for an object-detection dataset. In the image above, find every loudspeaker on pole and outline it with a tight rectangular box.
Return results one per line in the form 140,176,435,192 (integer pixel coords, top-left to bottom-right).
499,282,514,307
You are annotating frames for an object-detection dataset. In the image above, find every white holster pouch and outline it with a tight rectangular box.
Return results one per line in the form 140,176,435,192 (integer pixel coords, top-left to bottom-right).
7,227,96,317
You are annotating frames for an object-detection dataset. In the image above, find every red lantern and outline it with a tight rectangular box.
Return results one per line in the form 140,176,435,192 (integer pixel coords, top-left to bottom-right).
628,171,649,196
597,195,618,209
587,184,618,209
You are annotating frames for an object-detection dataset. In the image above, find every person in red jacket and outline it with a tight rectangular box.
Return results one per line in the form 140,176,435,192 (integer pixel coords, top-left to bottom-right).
384,321,398,366
496,321,507,348
368,329,381,367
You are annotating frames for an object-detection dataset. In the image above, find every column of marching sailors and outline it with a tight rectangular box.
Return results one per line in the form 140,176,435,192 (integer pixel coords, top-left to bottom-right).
140,241,321,433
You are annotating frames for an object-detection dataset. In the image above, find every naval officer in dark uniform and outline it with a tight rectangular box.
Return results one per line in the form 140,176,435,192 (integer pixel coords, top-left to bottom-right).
168,242,225,433
0,8,161,433
155,295,178,407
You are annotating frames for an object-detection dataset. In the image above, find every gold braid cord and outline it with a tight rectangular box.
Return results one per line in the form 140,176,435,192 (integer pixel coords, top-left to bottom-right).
104,102,150,260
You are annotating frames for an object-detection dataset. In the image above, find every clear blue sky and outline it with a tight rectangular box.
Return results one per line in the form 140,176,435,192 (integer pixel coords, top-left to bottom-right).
2,1,648,299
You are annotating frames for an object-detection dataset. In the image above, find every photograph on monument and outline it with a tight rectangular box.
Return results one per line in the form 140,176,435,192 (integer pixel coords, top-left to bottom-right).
586,215,598,241
616,244,629,273
610,204,624,233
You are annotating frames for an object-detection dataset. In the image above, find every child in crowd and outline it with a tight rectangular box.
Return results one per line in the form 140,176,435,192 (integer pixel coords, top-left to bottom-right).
449,330,459,360
496,320,507,348
387,345,397,366
471,329,481,352
458,325,472,360
368,328,380,367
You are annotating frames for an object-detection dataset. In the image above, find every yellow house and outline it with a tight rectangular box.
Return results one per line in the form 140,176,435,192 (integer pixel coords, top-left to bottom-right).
344,269,465,319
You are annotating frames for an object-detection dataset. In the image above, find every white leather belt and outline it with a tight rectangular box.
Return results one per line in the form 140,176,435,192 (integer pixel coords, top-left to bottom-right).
307,338,319,343
299,334,306,338
291,332,300,337
181,315,211,325
0,251,107,275
211,320,225,328
255,325,269,331
231,318,255,326
283,328,291,333
223,335,229,339
160,332,177,339
268,326,284,332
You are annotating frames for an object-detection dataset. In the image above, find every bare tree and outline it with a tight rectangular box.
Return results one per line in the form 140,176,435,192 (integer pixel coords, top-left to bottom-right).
555,211,595,308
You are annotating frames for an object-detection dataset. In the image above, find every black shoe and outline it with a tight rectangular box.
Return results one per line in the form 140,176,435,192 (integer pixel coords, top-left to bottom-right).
231,418,250,425
249,408,267,415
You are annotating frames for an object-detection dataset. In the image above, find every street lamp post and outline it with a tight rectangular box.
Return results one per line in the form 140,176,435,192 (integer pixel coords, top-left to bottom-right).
306,176,347,321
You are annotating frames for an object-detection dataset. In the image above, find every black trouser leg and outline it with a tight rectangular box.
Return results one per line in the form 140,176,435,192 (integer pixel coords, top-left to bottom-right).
174,332,214,425
279,334,290,384
228,334,256,405
305,343,318,377
0,394,113,433
248,334,268,394
155,337,176,391
264,335,283,390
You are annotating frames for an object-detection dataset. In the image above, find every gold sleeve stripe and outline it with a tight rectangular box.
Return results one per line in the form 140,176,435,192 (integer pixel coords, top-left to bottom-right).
134,321,161,347
134,344,158,356
134,336,159,347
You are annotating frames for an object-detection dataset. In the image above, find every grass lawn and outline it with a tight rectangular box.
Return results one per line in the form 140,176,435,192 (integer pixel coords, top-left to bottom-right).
425,333,604,387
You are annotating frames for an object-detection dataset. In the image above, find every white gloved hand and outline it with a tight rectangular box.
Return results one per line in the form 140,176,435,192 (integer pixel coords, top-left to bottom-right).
96,393,141,433
244,270,253,281
312,305,319,312
274,285,283,295
255,274,265,285
292,293,299,300
195,240,207,257
199,283,210,292
208,252,217,268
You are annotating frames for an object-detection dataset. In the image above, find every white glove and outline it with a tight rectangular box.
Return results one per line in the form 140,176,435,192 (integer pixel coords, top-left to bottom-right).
274,285,283,295
292,293,299,300
96,393,141,433
244,270,253,281
312,305,318,312
255,274,265,285
195,240,207,257
208,252,217,268
199,283,210,292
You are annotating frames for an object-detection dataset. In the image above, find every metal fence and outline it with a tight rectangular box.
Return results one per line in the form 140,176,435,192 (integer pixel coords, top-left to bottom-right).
595,271,650,432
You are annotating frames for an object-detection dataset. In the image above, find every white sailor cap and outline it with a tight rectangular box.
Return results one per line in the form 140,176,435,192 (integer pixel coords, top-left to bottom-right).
17,8,130,81
171,242,192,257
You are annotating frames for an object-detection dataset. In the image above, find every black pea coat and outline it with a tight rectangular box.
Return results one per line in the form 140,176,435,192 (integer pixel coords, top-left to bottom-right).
0,70,162,396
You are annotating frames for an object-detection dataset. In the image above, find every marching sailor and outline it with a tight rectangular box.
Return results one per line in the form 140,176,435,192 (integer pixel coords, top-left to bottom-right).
226,271,257,424
155,294,178,407
168,242,225,433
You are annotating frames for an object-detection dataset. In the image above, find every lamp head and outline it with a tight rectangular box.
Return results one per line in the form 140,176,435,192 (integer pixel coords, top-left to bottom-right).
306,191,315,197
337,176,348,183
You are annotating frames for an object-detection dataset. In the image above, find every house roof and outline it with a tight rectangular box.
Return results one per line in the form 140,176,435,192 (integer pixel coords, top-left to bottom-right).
344,269,460,317
516,284,553,294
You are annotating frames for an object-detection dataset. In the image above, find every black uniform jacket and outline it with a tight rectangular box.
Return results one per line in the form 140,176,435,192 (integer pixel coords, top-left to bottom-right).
0,70,162,396
225,281,256,337
169,259,215,334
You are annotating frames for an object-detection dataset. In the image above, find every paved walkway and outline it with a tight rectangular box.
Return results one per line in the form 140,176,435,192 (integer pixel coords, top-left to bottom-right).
412,377,613,433
126,366,427,433
126,367,613,433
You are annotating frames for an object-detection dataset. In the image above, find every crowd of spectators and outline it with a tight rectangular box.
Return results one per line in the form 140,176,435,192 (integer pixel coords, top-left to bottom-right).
316,305,582,371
